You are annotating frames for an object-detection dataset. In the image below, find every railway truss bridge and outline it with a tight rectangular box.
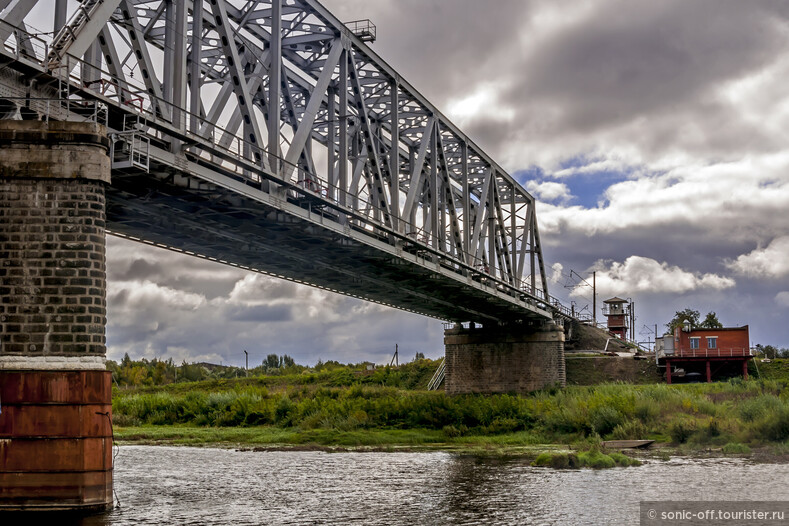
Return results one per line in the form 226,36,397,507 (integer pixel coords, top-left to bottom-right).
0,0,583,396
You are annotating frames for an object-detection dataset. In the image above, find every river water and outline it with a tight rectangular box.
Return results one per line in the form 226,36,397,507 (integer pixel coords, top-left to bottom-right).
78,446,787,525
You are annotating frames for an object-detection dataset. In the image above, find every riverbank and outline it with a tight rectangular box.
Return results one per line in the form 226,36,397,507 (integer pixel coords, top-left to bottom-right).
114,423,789,467
111,367,789,465
114,425,560,454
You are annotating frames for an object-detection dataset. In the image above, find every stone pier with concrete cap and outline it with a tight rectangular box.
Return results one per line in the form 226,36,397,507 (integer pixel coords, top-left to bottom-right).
0,120,113,512
444,322,566,394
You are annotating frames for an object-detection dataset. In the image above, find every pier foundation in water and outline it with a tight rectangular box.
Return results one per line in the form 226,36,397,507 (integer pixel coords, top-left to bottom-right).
0,120,113,511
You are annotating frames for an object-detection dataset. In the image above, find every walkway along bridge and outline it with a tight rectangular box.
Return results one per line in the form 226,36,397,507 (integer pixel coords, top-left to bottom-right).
0,0,572,511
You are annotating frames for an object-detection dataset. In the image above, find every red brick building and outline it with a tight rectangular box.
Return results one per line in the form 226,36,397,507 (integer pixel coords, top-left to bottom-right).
657,325,751,383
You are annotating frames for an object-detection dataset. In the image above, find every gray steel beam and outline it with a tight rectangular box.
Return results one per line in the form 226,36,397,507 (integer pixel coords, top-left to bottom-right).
338,47,348,209
268,0,281,173
389,78,400,231
119,0,170,120
282,38,341,182
209,0,268,168
0,0,35,44
189,0,202,133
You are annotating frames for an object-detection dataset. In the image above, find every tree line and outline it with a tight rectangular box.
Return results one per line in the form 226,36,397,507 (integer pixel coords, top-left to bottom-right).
107,351,430,387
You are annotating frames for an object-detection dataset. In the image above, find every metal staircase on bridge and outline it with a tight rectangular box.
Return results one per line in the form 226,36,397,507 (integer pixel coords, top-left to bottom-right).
0,0,567,325
427,358,446,390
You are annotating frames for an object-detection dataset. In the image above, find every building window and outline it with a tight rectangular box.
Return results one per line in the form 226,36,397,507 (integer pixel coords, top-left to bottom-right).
690,337,700,349
707,337,717,349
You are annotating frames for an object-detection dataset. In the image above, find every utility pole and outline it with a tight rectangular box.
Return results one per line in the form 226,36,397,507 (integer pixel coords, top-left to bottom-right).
630,301,635,342
243,350,248,376
592,271,596,326
390,344,399,367
655,324,659,352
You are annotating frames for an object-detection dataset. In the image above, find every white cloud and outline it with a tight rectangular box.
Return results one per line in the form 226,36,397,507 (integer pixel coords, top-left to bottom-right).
108,280,206,311
775,292,789,308
727,236,789,278
549,262,564,284
447,84,515,125
573,256,735,298
551,157,636,179
538,153,789,242
526,180,571,203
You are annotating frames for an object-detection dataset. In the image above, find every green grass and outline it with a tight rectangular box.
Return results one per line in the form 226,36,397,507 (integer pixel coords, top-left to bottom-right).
530,450,640,469
755,359,789,383
112,375,789,462
118,425,445,447
114,425,548,452
721,442,751,455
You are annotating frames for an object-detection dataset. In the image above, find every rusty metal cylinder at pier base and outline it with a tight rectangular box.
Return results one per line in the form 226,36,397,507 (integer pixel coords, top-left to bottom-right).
0,120,113,512
0,370,113,512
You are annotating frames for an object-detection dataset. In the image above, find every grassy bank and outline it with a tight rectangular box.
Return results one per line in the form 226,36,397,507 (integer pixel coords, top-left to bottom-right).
111,364,789,463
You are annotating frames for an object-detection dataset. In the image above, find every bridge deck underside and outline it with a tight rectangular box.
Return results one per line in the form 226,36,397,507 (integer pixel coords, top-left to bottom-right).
106,167,546,324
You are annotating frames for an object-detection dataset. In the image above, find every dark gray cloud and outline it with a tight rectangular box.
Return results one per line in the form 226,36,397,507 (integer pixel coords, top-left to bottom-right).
523,1,783,119
225,304,294,323
324,0,532,103
107,242,246,300
95,0,789,359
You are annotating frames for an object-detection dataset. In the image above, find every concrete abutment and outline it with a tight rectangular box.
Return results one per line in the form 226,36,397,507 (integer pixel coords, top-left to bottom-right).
0,120,113,512
444,322,566,394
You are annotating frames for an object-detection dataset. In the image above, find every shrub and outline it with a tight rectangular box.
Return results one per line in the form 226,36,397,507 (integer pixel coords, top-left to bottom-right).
634,401,659,423
669,419,696,444
755,406,789,442
739,395,783,423
609,420,648,440
590,406,624,436
483,418,523,435
274,396,294,425
705,418,721,438
542,406,588,435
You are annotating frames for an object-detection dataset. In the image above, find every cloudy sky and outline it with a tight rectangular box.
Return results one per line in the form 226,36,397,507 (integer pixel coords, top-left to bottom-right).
103,0,789,365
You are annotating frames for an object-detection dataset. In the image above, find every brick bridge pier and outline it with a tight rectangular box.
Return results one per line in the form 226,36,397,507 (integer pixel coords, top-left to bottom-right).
0,121,113,512
444,322,566,394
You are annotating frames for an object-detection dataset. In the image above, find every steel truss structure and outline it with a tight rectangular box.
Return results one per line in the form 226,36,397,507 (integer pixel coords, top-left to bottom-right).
0,0,561,324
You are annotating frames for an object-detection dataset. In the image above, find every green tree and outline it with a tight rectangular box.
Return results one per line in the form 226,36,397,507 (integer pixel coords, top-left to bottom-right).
281,354,295,368
264,353,280,370
756,344,779,359
699,311,723,329
414,352,425,361
666,309,700,332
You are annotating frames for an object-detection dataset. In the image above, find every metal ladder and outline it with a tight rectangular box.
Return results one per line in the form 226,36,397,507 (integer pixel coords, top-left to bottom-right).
427,358,446,390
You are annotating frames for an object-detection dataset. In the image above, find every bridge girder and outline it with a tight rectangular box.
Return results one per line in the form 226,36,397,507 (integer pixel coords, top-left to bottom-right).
0,0,557,323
